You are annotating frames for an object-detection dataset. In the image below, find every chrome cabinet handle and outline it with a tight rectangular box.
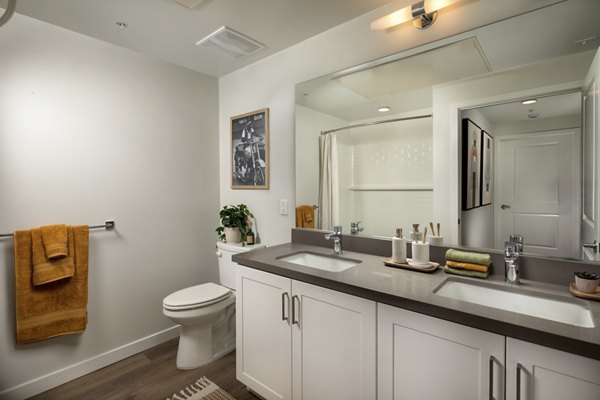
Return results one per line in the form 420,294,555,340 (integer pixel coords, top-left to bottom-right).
489,355,496,400
501,204,511,210
291,295,299,325
516,363,525,400
281,292,290,322
583,240,598,253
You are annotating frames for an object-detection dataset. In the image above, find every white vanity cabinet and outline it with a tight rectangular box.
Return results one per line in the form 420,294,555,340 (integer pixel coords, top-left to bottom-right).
236,266,377,400
506,338,600,400
378,303,505,400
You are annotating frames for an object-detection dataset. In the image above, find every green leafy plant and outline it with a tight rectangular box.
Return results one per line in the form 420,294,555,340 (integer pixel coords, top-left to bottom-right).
575,271,599,280
216,204,252,241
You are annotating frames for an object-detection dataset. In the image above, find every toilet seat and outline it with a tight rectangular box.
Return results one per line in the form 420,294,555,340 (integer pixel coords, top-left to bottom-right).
163,282,232,311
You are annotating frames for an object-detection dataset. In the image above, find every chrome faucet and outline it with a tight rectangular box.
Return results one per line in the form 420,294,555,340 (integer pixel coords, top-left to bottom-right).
505,241,520,285
325,225,343,255
350,221,363,235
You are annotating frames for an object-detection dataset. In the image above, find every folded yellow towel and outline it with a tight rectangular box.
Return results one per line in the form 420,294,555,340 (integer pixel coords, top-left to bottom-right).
32,227,74,286
41,224,68,259
446,260,489,273
295,205,315,229
14,226,89,344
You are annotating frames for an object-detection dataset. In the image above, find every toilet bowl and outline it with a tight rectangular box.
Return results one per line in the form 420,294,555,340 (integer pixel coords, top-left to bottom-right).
163,241,264,369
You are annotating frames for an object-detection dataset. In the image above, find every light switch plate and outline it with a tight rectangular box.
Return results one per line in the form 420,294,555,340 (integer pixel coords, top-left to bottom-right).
280,199,288,215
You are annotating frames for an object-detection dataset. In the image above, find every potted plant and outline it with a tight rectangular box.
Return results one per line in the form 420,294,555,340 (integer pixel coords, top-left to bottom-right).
216,204,251,243
574,271,599,294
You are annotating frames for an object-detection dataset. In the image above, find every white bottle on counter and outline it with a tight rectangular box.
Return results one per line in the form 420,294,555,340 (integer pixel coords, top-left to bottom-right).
392,228,407,264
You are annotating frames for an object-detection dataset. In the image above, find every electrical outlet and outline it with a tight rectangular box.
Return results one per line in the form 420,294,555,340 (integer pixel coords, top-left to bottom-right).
280,199,288,215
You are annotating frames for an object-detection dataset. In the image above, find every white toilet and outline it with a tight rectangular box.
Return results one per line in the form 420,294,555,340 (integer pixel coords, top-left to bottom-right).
163,241,264,369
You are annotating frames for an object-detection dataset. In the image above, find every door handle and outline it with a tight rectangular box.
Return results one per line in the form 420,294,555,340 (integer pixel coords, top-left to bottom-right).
583,240,598,253
501,204,511,210
489,355,496,400
516,363,525,400
291,295,299,325
281,292,290,322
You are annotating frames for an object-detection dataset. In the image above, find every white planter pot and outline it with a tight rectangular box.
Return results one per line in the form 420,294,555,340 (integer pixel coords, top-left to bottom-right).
224,227,241,243
575,275,599,293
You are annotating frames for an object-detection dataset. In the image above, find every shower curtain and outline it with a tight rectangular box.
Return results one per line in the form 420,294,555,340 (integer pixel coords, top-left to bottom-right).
318,133,339,230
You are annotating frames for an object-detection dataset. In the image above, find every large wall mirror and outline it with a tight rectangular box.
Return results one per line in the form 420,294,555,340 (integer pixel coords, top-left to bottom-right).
295,0,600,262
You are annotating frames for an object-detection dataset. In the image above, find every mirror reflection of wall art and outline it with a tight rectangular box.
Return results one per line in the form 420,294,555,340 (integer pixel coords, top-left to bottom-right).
481,131,494,206
231,108,269,190
462,119,482,210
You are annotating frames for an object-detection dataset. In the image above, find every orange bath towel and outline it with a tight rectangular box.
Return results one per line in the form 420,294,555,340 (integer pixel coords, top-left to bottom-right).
446,260,489,273
14,226,89,344
32,227,75,286
295,205,314,229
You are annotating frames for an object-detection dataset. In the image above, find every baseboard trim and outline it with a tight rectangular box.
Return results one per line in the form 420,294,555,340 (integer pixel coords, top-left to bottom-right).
0,326,180,400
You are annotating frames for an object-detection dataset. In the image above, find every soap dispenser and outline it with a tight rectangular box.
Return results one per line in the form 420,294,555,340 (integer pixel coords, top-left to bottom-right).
392,228,407,264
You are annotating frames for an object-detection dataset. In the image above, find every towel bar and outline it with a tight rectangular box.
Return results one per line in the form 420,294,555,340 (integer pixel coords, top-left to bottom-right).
0,220,116,238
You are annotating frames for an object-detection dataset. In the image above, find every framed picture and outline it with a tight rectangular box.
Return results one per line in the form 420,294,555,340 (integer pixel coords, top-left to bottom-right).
231,108,269,189
481,131,494,206
462,118,482,210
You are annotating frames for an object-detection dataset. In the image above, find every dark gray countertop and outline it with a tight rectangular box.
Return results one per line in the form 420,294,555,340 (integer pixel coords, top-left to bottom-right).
233,242,600,361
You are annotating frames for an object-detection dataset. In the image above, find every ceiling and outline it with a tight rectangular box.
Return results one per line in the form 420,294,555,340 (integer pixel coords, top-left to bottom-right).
12,0,392,78
476,92,582,125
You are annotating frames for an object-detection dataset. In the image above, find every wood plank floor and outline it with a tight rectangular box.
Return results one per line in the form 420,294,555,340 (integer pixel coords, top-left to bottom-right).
29,339,259,400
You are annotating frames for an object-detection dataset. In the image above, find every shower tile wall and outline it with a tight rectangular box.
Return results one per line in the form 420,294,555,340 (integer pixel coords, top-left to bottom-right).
340,117,434,237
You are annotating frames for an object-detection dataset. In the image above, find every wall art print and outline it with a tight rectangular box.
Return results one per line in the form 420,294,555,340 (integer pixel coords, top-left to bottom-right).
481,130,494,206
462,118,482,210
231,108,269,189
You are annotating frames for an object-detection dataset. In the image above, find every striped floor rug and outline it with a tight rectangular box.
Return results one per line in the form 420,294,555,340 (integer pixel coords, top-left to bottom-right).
166,376,235,400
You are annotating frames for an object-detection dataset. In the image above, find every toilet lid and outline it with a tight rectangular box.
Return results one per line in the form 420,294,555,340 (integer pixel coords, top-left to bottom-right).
163,282,232,311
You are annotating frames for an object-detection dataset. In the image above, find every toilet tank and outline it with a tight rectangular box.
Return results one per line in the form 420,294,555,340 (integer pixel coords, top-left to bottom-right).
216,242,265,289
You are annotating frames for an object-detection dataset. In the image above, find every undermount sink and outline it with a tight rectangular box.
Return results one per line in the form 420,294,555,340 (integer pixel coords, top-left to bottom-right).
434,279,595,328
277,251,361,272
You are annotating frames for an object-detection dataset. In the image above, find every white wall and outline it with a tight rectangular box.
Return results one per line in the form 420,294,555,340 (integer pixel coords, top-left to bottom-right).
218,0,562,246
0,14,219,399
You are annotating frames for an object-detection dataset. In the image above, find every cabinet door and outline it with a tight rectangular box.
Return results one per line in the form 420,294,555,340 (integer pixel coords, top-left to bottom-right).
292,280,376,400
507,338,600,400
236,266,292,400
378,304,505,400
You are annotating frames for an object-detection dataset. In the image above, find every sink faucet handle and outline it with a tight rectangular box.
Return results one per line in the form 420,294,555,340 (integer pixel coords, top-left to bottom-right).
332,225,342,235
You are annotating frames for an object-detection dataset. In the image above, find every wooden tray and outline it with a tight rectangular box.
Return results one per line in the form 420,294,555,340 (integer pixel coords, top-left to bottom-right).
384,258,439,273
569,283,600,301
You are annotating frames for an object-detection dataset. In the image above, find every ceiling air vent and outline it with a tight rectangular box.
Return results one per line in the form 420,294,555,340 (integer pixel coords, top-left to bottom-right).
195,26,265,60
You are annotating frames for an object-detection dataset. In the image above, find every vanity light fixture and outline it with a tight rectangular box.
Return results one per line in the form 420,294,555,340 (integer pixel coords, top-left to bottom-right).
521,99,537,105
378,106,391,112
371,0,463,31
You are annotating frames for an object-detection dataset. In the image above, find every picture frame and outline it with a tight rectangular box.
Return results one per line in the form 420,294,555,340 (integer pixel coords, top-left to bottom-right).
231,108,269,190
462,118,482,210
480,131,494,206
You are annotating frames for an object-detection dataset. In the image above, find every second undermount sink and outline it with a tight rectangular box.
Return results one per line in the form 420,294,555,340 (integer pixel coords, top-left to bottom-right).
277,251,361,272
434,279,594,328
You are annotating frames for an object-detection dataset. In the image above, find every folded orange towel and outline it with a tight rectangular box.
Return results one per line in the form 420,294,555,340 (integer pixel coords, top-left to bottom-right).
14,226,89,344
32,227,74,286
295,205,315,229
41,224,68,259
446,260,489,273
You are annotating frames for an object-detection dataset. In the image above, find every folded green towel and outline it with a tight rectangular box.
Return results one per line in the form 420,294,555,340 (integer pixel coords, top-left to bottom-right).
445,249,492,266
444,265,490,279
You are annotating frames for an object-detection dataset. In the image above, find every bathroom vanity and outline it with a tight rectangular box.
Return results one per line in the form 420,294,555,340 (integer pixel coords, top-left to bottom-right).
233,231,600,400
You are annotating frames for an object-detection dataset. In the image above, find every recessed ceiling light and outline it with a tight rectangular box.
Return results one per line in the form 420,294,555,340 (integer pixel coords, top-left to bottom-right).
521,99,537,105
378,106,391,112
